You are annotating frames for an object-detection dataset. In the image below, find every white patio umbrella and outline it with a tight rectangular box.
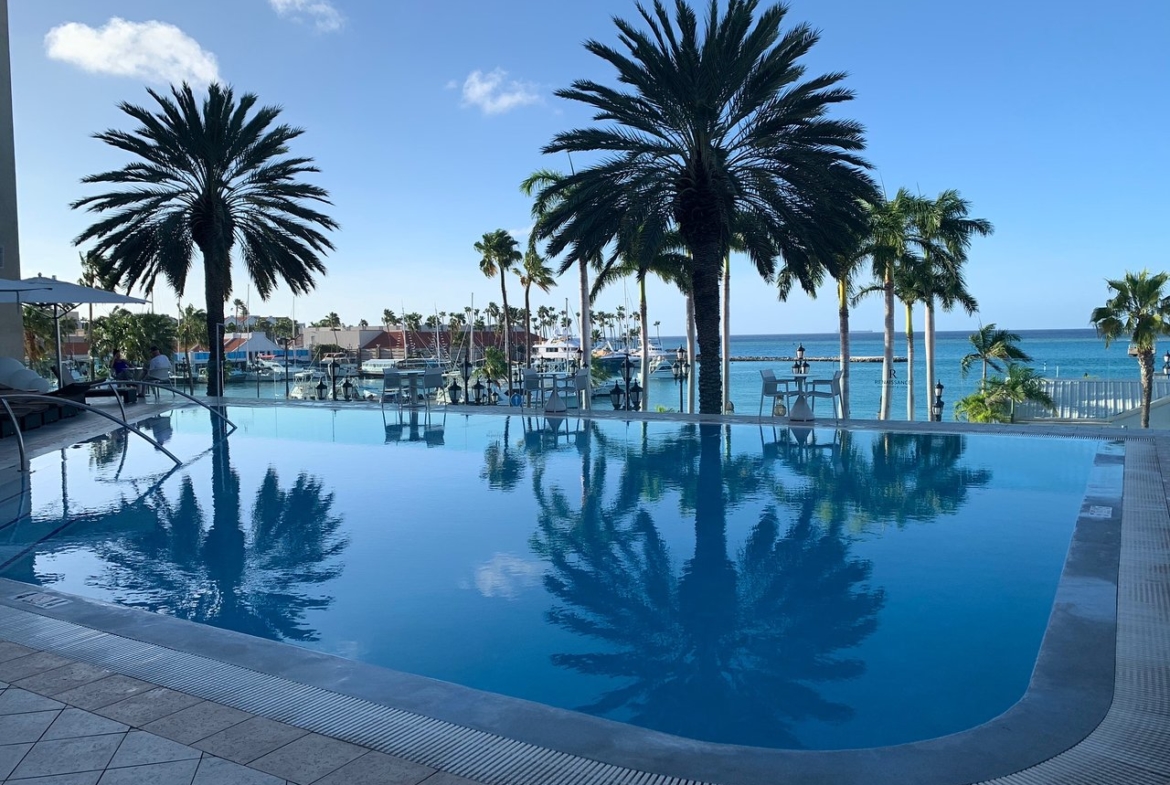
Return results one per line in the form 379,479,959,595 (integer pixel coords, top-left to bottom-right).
0,274,147,383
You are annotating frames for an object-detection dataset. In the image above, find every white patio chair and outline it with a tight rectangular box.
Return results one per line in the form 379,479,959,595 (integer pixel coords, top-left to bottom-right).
759,369,792,418
381,369,405,409
806,370,844,420
145,366,173,401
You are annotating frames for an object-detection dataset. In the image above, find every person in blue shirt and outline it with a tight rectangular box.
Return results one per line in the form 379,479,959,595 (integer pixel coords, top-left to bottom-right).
111,350,130,381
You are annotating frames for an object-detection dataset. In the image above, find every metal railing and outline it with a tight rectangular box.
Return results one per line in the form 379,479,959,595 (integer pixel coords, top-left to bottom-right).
0,394,181,469
90,380,236,435
1014,378,1170,421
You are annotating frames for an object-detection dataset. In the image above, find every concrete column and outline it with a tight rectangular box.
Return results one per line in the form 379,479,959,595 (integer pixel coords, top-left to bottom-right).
0,0,24,359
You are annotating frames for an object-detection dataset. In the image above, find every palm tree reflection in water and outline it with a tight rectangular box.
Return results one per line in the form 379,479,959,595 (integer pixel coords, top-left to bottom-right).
88,410,348,642
532,423,889,748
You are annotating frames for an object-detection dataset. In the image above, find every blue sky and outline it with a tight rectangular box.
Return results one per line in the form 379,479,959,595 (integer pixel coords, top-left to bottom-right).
7,0,1169,336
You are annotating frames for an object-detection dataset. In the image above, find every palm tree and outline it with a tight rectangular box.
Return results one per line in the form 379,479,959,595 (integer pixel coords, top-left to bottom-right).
961,324,1032,389
905,191,992,410
72,83,336,396
517,249,557,367
382,309,397,331
955,364,1055,424
533,0,875,414
858,191,917,420
521,168,594,395
78,249,116,375
232,298,248,330
475,230,522,365
1090,270,1170,428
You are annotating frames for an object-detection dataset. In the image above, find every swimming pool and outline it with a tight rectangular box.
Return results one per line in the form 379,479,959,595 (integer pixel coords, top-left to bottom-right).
0,406,1112,750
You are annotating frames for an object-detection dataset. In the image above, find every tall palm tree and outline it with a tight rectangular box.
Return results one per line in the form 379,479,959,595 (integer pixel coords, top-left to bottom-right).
72,83,337,396
1090,270,1170,428
521,168,594,397
517,249,557,367
905,191,992,411
859,192,916,420
232,298,248,329
961,324,1032,389
533,0,875,414
475,230,522,365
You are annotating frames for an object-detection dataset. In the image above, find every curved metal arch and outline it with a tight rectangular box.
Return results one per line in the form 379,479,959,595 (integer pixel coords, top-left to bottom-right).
0,393,181,468
90,380,237,435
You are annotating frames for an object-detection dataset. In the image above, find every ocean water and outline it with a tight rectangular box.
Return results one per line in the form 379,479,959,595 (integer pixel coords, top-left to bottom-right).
640,328,1148,419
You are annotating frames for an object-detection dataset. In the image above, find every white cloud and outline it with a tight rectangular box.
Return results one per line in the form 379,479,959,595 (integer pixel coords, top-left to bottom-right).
459,69,541,115
472,553,544,599
44,18,220,85
268,0,344,32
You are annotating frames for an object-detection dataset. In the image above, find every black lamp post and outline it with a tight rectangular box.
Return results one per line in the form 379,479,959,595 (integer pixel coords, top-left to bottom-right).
462,357,472,394
673,345,688,412
342,376,353,402
613,357,640,411
472,377,484,405
932,381,945,422
574,347,583,372
315,378,327,401
1163,350,1169,377
610,380,623,410
448,378,461,404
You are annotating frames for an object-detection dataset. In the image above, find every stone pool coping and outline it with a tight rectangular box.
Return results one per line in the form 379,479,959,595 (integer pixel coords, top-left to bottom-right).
0,401,1166,785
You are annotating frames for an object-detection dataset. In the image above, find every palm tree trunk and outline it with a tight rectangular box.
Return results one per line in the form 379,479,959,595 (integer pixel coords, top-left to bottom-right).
579,260,591,411
202,246,227,398
721,255,731,414
499,278,511,367
880,267,894,420
523,285,532,371
905,302,915,420
837,279,851,419
691,244,722,415
639,275,650,411
1140,351,1153,428
686,289,696,414
924,298,936,416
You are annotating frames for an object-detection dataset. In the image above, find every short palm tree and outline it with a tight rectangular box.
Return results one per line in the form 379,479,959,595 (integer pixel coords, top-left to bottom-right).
1090,270,1170,428
961,324,1032,389
177,303,207,391
534,0,875,414
475,230,522,366
72,83,337,396
955,364,1054,424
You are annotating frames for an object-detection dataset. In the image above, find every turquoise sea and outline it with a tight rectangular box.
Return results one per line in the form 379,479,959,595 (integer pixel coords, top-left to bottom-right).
641,328,1151,419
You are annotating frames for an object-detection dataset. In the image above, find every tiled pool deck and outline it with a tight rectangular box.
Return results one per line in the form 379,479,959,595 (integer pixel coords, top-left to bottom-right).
0,400,1167,785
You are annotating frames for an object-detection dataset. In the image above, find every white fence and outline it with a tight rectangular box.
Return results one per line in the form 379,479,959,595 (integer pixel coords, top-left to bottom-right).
1014,378,1170,421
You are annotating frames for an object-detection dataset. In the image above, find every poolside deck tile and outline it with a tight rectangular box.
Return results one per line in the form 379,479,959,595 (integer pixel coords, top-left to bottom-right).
0,689,65,715
13,664,114,698
42,709,129,741
92,689,202,728
0,744,35,782
0,708,59,744
140,701,252,745
0,643,35,664
4,772,101,785
190,755,287,785
51,677,157,712
8,734,124,780
96,758,201,785
192,716,308,765
247,733,367,784
308,750,436,785
0,654,74,684
106,730,201,769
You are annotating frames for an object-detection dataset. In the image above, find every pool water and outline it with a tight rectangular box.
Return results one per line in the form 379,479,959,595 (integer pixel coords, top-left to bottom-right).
0,406,1106,750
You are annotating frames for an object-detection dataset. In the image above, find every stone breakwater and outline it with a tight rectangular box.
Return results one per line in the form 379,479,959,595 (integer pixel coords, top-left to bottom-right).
693,355,906,363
